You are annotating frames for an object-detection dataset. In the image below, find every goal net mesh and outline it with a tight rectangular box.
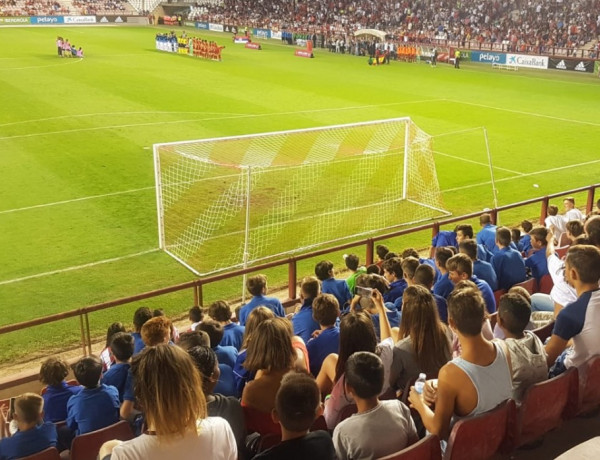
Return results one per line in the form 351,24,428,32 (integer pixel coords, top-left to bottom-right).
154,118,449,275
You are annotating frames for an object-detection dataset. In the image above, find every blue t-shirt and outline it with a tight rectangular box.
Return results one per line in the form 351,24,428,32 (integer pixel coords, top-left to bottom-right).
66,384,120,435
383,279,406,304
491,247,527,291
0,422,57,460
132,332,145,355
306,326,340,377
42,381,83,423
525,248,549,283
214,344,238,369
123,369,135,402
420,258,441,284
292,299,320,343
476,224,497,252
100,362,131,403
433,293,448,323
214,363,237,397
232,349,255,397
221,322,245,351
432,230,457,248
471,276,497,314
239,295,285,326
371,309,400,341
321,278,352,310
474,259,498,292
519,234,532,254
477,243,493,263
433,273,454,300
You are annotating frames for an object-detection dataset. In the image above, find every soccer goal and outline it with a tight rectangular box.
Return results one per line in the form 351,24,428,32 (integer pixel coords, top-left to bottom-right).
153,118,450,276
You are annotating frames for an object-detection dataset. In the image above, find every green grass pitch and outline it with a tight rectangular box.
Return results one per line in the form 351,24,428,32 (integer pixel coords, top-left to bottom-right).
0,25,598,367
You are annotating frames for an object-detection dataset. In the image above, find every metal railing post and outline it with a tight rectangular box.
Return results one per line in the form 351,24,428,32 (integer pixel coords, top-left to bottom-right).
196,283,204,308
288,258,297,301
366,238,374,265
79,312,87,356
586,186,595,215
84,312,92,355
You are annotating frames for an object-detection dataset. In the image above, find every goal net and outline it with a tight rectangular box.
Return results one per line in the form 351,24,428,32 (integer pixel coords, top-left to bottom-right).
154,118,450,276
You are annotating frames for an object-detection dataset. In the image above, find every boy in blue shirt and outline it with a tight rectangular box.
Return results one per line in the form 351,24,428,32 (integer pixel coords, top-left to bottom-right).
100,332,134,403
238,274,285,325
414,264,449,323
66,356,120,435
447,253,497,314
491,227,527,291
292,277,321,343
476,213,498,253
208,300,245,350
0,393,57,460
306,293,340,377
131,307,152,355
39,357,82,423
315,260,352,311
382,257,406,305
433,247,455,299
525,227,550,283
198,320,239,369
459,239,498,291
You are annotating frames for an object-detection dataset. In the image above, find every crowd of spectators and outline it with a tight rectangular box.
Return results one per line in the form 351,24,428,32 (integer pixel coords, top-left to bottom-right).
0,0,134,16
1,197,599,459
188,0,600,55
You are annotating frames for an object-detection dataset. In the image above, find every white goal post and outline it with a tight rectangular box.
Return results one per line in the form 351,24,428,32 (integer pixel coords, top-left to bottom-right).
153,118,450,276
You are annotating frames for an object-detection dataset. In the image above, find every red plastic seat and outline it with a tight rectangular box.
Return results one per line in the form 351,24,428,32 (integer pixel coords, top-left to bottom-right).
339,403,358,422
243,405,281,436
576,355,600,416
310,415,328,432
19,447,61,460
444,399,514,460
69,420,134,460
510,367,578,449
378,434,442,460
555,246,569,259
537,274,554,294
513,278,537,295
532,321,555,343
493,289,506,307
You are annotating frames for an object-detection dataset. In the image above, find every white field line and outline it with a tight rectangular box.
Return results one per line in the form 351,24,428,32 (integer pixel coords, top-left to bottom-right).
441,157,600,193
0,249,159,286
447,99,600,127
432,127,485,138
0,186,154,215
0,99,446,142
0,58,83,71
433,150,525,175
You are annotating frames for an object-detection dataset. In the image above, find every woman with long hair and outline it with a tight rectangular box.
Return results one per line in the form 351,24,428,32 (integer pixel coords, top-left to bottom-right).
317,289,394,429
101,344,236,460
390,285,452,393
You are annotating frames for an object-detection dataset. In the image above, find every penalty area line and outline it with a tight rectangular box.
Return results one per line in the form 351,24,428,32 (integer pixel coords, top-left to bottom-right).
0,249,160,286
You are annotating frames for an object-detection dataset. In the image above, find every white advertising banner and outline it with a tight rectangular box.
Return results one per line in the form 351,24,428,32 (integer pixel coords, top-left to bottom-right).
506,54,548,69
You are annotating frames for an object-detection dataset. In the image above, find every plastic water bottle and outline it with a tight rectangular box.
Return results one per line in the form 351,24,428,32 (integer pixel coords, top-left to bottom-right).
415,373,427,395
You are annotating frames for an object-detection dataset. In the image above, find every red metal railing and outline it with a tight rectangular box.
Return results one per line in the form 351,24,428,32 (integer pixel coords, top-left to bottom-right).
0,184,597,390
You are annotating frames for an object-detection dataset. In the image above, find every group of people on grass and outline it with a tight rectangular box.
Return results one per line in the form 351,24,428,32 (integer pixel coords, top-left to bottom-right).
1,200,600,459
56,36,83,58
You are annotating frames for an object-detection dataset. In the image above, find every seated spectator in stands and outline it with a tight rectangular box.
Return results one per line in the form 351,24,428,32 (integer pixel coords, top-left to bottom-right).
177,330,210,349
100,332,134,403
188,305,204,331
343,253,366,295
241,318,297,435
0,393,57,459
446,253,496,314
456,224,491,261
131,307,152,355
153,309,179,342
400,256,419,290
402,248,439,282
39,357,82,423
413,264,450,322
208,301,244,350
198,320,238,369
238,274,285,326
476,213,498,253
366,263,381,275
101,345,237,460
433,247,455,299
291,276,321,343
391,286,452,394
565,220,584,244
545,245,600,377
525,227,550,283
315,260,352,311
357,274,400,340
318,291,394,430
67,356,120,435
375,244,389,269
519,220,533,254
459,239,498,291
564,196,584,222
188,346,246,458
408,286,512,441
545,204,567,242
333,352,418,459
233,307,275,396
141,316,172,347
496,293,547,399
491,227,527,291
306,294,340,377
254,372,335,460
432,230,457,249
100,322,126,372
382,257,405,304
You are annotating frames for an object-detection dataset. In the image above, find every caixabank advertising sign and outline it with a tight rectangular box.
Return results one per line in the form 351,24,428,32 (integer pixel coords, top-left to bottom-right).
506,54,548,69
549,58,594,73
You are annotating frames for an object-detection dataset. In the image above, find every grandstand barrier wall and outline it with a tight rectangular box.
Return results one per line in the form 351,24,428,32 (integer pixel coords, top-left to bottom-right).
0,183,597,395
0,15,148,25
